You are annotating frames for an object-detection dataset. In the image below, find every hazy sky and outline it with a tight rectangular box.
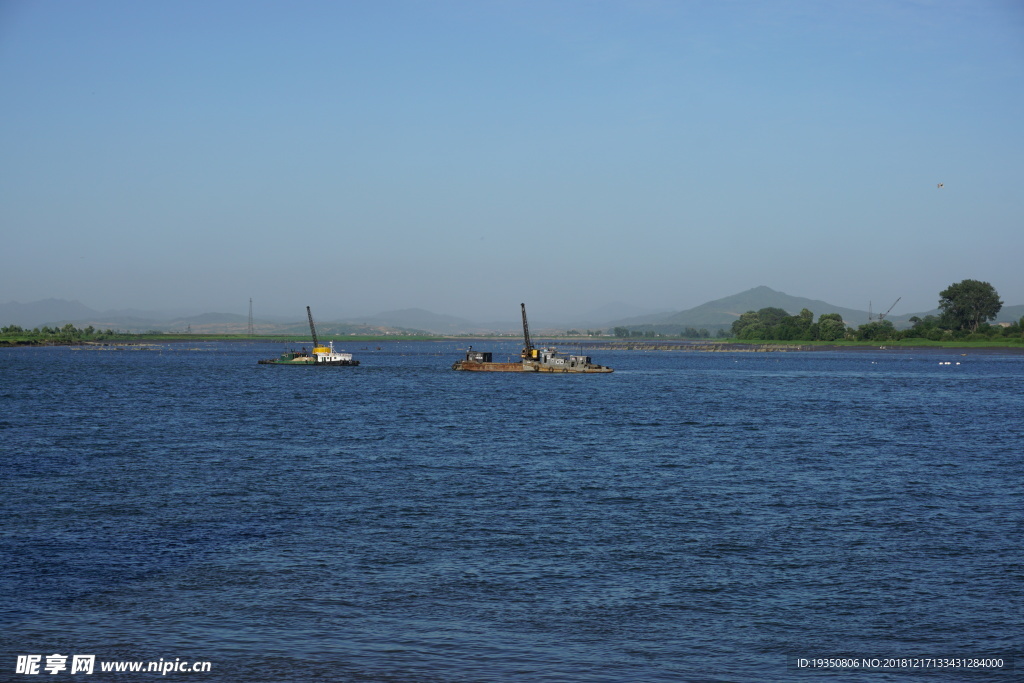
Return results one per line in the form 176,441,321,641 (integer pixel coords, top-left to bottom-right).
2,0,1022,321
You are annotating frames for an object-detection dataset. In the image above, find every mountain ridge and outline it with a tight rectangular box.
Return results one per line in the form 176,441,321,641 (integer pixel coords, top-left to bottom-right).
612,286,912,330
3,288,1021,335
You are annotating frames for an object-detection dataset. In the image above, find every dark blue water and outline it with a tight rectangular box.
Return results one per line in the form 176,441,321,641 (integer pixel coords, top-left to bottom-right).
2,342,1021,681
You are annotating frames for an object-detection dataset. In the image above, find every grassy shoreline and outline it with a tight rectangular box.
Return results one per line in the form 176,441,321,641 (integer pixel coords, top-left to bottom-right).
3,334,1023,351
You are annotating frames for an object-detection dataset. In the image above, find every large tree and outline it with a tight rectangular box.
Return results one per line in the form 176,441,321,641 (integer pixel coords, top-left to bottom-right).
817,313,847,341
938,279,1003,333
731,311,761,337
756,307,790,327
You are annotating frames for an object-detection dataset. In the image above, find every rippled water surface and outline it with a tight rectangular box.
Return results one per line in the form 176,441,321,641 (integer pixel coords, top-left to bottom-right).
2,342,1022,680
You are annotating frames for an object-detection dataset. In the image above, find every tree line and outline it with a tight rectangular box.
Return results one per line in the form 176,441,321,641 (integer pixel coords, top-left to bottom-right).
607,280,1019,342
4,280,1017,344
729,279,1018,342
611,326,719,339
1,323,120,342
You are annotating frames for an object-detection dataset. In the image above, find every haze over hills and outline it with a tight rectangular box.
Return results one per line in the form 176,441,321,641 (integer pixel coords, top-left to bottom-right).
2,287,1021,335
610,286,938,332
348,309,497,335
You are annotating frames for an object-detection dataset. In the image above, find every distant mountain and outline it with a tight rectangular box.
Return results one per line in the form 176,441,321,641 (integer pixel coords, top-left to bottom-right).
676,286,869,325
996,304,1024,323
611,286,870,331
173,312,250,325
602,286,1008,333
0,299,101,328
564,302,671,328
344,308,479,334
3,292,1021,334
98,307,203,321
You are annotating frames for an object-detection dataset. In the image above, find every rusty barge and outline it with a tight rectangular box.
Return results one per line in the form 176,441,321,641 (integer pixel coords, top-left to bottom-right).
451,303,612,373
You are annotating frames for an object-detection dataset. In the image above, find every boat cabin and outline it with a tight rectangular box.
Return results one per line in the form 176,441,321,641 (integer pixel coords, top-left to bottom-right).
465,347,492,363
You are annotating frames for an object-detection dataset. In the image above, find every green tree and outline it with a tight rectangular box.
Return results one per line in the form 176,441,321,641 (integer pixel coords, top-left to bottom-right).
731,311,760,337
908,314,940,335
756,307,789,327
855,320,896,341
776,308,814,340
938,279,1003,333
817,313,846,341
738,323,767,340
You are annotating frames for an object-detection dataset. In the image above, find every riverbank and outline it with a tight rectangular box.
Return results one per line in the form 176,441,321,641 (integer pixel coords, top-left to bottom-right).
4,336,1023,353
572,339,1024,353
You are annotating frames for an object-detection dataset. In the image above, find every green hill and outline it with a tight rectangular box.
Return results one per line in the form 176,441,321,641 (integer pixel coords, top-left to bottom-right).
612,286,869,332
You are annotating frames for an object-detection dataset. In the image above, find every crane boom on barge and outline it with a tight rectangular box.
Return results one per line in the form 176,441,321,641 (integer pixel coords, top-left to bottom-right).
307,306,320,350
520,302,535,360
452,303,612,373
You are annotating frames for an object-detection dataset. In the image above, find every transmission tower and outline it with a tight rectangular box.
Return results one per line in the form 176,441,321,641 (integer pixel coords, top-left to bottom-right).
248,298,254,336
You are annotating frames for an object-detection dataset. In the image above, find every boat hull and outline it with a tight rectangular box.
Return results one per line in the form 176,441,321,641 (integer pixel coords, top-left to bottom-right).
452,360,611,373
452,361,526,372
258,359,360,366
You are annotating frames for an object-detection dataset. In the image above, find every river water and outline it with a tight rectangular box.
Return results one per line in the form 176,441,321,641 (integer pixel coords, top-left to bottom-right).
1,341,1021,681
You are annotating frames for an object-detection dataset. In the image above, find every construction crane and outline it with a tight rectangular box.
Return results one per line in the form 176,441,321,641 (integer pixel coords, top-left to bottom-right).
306,306,324,352
520,303,536,360
878,297,901,322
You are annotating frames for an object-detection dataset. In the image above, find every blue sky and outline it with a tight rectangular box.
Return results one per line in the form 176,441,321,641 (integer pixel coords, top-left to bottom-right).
2,0,1022,321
